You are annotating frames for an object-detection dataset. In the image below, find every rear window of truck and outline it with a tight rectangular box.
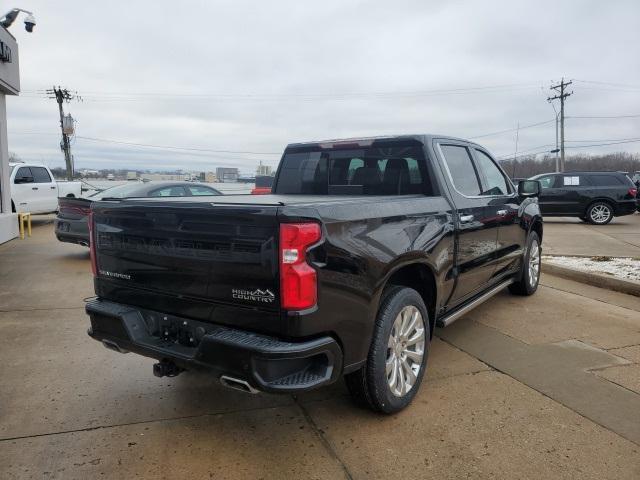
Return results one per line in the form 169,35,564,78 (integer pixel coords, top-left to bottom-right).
274,143,430,195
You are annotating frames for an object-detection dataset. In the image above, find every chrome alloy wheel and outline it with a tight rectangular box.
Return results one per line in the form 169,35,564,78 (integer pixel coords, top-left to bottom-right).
386,305,425,397
528,238,540,287
590,204,611,224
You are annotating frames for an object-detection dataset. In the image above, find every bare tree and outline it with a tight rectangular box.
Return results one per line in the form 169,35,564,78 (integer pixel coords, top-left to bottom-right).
500,152,640,179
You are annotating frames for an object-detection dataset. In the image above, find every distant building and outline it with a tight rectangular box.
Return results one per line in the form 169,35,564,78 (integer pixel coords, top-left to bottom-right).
141,173,184,181
256,164,273,176
216,167,239,183
205,172,217,183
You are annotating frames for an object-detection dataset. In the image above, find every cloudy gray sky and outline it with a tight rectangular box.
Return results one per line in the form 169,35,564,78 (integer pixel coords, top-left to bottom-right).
6,0,640,173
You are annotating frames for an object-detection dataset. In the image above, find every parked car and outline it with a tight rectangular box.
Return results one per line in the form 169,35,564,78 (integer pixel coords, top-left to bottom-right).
85,134,543,413
9,163,82,214
529,171,637,224
55,181,221,246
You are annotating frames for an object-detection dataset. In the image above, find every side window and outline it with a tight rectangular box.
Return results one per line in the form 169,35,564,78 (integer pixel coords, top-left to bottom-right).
440,144,482,196
588,175,623,187
188,185,220,196
31,167,53,183
149,186,187,197
347,158,364,183
474,150,510,196
562,175,588,187
537,176,556,189
14,167,33,183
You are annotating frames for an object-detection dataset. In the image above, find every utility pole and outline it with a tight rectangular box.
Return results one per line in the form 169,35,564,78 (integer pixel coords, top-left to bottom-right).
547,78,572,172
46,86,81,181
513,121,520,178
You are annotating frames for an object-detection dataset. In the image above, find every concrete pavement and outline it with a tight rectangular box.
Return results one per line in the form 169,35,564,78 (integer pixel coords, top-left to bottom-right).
1,217,640,479
542,213,640,257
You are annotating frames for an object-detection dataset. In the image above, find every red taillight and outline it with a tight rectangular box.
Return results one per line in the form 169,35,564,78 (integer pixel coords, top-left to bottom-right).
60,205,91,216
251,187,272,195
629,187,638,198
88,211,98,276
279,223,321,310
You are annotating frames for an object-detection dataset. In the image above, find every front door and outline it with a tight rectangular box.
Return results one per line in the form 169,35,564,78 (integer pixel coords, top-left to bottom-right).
472,148,525,277
435,142,498,305
12,166,38,213
536,174,564,215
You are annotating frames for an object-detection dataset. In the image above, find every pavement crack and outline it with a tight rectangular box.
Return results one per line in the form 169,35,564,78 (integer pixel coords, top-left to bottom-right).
293,396,354,480
539,282,640,313
0,403,293,444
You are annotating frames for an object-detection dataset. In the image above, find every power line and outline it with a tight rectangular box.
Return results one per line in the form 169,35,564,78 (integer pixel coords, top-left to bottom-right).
22,82,545,102
74,136,281,156
497,137,640,160
573,79,640,90
468,119,555,139
566,138,640,148
567,113,640,119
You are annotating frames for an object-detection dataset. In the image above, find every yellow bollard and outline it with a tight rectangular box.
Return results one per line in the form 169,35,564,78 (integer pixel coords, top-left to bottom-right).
18,212,31,240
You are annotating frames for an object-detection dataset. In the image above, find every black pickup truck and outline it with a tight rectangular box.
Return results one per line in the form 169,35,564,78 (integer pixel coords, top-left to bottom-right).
86,135,543,413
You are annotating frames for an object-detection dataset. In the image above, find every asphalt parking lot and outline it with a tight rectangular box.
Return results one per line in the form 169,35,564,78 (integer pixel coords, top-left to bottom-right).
1,216,639,479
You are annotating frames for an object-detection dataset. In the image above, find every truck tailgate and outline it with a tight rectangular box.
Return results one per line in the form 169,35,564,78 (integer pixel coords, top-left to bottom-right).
92,199,281,316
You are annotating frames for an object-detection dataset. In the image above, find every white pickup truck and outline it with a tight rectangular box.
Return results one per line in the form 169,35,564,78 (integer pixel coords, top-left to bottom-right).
9,163,82,214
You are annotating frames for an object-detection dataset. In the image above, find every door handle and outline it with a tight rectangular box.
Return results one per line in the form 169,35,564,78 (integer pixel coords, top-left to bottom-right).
459,214,474,223
50,186,56,189
497,209,508,216
32,187,38,190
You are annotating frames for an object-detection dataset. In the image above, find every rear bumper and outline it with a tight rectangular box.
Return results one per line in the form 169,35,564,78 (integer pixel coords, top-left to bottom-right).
615,201,638,216
55,218,90,245
86,299,342,393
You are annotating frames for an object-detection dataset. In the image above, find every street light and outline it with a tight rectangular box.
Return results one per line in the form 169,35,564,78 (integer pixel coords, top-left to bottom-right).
1,8,36,32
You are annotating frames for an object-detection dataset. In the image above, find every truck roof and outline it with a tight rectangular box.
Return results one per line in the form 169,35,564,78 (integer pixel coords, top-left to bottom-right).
285,134,475,149
98,193,420,207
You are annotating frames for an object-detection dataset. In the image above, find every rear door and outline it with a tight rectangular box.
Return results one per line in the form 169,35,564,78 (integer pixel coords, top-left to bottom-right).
557,174,591,214
472,148,524,277
435,142,498,304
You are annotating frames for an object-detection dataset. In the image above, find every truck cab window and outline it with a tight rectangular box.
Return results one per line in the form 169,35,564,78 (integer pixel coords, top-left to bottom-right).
439,145,482,196
275,143,429,196
31,167,52,183
150,186,187,197
474,150,510,196
14,167,33,183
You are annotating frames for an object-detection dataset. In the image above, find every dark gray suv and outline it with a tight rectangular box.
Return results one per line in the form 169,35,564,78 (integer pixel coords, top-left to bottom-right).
529,171,637,224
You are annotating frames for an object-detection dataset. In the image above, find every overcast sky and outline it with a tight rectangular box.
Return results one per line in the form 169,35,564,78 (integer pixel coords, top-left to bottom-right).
6,0,640,173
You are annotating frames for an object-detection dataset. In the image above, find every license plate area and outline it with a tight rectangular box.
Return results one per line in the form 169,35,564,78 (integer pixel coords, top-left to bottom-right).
143,312,211,349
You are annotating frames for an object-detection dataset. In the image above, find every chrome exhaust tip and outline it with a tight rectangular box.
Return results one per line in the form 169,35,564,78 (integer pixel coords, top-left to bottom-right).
101,339,129,354
220,375,259,394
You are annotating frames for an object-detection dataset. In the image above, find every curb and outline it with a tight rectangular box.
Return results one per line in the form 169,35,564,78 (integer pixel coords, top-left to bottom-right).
541,262,640,297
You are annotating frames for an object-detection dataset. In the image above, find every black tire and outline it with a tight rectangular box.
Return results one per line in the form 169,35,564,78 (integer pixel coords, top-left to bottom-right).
345,286,430,414
509,231,541,296
586,201,613,225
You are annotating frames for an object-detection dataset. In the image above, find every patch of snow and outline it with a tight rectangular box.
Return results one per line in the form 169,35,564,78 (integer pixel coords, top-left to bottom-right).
543,256,640,282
